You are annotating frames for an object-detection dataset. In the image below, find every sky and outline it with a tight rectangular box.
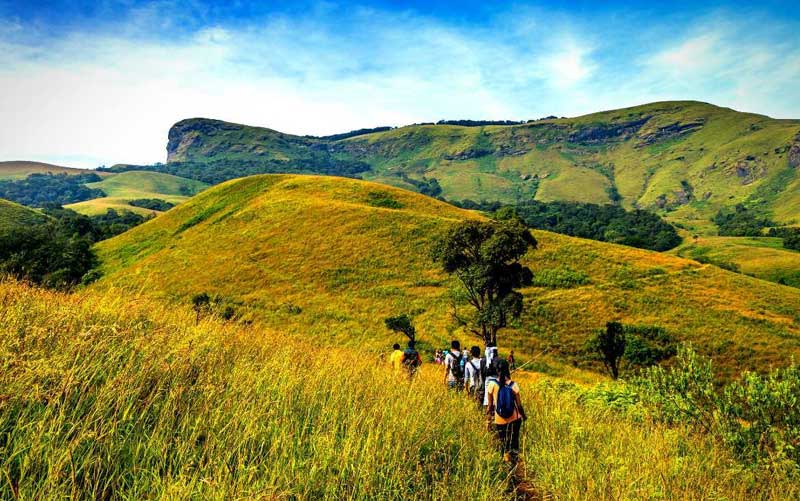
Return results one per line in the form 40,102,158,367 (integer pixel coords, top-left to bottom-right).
1,0,799,168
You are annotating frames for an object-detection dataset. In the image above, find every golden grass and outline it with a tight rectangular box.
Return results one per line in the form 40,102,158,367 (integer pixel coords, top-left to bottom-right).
92,174,800,379
2,279,797,499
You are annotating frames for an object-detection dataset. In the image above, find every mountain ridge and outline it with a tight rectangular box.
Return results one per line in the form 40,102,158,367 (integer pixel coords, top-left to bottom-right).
162,101,800,232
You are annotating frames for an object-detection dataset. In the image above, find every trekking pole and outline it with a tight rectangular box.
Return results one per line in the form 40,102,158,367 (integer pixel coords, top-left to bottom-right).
510,349,550,374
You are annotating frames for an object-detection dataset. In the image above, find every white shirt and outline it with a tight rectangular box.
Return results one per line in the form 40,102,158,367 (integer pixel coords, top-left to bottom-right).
485,347,498,367
444,350,462,382
483,376,498,406
464,357,483,388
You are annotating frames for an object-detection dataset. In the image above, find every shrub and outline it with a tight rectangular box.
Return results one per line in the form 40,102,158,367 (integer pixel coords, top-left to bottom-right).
635,346,800,468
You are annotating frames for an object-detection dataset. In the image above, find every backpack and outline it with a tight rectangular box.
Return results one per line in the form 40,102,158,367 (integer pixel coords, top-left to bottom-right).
449,352,464,381
495,380,516,419
402,348,420,371
467,359,483,388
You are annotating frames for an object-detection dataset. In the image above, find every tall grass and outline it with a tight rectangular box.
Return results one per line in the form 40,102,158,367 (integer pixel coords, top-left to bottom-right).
2,280,799,499
0,281,506,499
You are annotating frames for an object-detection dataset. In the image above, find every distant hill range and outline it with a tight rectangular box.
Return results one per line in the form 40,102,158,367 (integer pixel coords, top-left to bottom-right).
137,101,798,231
0,160,88,180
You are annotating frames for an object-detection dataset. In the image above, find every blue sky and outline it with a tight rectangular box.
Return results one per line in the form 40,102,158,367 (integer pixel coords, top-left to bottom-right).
1,0,799,168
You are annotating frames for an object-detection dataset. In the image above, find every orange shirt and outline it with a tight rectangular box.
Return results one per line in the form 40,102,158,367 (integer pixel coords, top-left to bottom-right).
486,380,521,425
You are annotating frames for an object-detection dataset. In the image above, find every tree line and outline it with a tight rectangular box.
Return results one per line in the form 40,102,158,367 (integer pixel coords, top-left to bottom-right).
0,206,150,289
0,173,104,206
450,200,682,251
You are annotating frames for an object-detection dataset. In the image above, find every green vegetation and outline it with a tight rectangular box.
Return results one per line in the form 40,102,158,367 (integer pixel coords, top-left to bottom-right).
0,217,95,288
431,217,536,346
475,200,681,251
0,172,104,206
128,198,175,211
0,203,149,288
634,346,800,468
161,101,800,232
672,235,800,287
713,204,774,236
66,171,209,216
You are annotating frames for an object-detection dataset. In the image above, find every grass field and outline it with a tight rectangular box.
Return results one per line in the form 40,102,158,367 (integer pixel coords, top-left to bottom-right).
671,235,800,287
3,279,797,499
66,171,209,215
0,160,94,180
93,174,800,379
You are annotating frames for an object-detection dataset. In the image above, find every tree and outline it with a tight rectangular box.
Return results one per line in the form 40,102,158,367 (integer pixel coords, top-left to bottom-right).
431,218,536,347
191,292,211,324
587,321,627,379
384,314,416,342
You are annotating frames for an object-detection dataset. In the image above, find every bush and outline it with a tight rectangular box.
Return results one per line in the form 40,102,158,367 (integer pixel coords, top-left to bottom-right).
366,191,403,209
713,204,773,236
635,346,800,468
531,267,589,288
128,198,175,211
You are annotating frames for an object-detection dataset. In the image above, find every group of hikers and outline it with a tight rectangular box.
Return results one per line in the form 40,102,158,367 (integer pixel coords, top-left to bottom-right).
389,340,526,464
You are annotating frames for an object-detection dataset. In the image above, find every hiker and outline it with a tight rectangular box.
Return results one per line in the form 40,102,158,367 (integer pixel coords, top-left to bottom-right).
486,359,526,464
389,343,404,374
508,350,516,370
401,340,422,380
434,349,444,365
485,342,498,367
483,358,499,410
444,340,464,390
464,345,484,400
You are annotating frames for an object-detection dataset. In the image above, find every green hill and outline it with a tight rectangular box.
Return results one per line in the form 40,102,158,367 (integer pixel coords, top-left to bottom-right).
0,198,47,234
162,101,800,232
94,174,800,378
66,171,209,215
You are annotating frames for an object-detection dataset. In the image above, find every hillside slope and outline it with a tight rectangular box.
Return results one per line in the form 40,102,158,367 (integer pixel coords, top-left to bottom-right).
0,198,47,234
0,160,89,180
66,171,208,215
94,174,800,377
164,101,800,230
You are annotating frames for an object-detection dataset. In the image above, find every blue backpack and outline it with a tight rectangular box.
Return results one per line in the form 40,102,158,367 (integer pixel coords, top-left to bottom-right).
495,380,516,419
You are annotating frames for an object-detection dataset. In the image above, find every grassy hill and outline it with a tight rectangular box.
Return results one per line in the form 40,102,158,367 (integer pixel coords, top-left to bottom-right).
164,101,800,231
672,235,800,287
0,160,91,180
0,198,47,234
94,174,800,378
66,171,208,215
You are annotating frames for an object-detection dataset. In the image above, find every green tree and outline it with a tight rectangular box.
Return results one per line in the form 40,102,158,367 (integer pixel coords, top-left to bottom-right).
431,218,536,347
587,321,627,379
384,314,416,342
191,292,211,324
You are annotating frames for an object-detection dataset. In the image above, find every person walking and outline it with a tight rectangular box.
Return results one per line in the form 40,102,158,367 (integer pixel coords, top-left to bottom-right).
443,340,464,390
389,343,404,374
401,340,422,380
464,345,484,401
508,350,516,370
486,359,526,464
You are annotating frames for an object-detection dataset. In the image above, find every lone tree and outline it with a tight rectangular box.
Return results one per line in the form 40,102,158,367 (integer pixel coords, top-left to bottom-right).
192,292,211,324
385,314,416,342
587,321,627,379
431,217,537,347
